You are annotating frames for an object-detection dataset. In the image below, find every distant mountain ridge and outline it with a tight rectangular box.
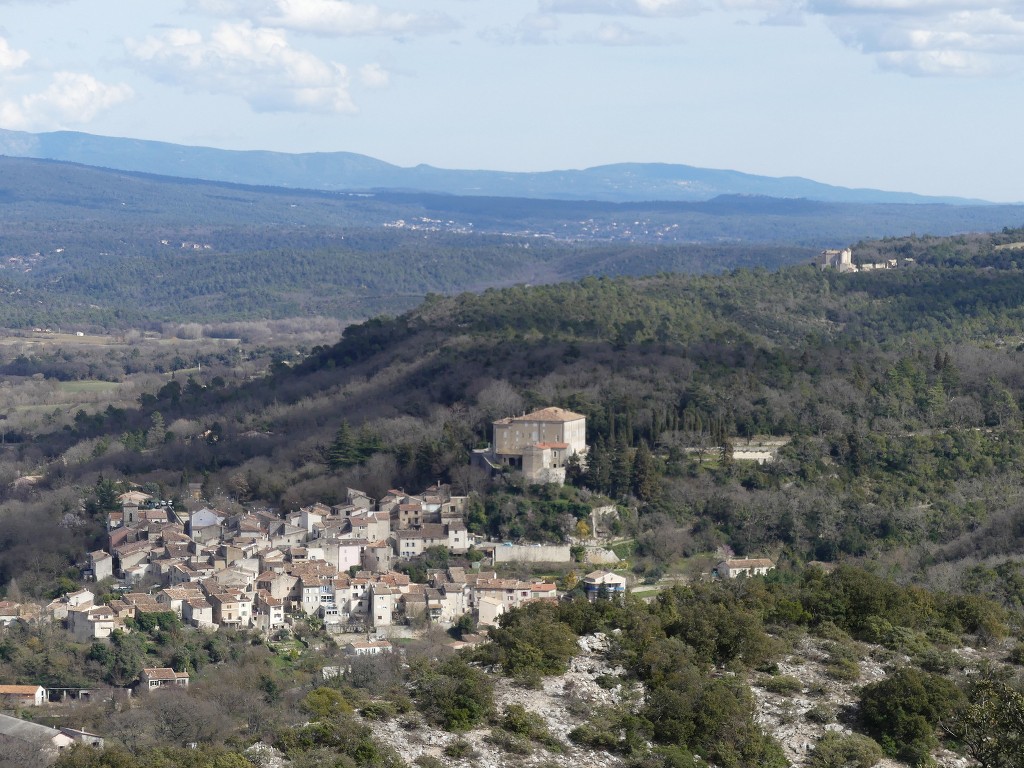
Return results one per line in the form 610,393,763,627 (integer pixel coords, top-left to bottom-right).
0,127,990,205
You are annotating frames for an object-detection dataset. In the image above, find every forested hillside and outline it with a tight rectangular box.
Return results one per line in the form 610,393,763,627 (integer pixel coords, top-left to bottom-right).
4,157,1024,328
6,238,1024,600
7,231,1024,768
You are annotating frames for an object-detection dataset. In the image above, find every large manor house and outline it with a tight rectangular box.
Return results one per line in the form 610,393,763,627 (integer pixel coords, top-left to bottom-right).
477,406,588,484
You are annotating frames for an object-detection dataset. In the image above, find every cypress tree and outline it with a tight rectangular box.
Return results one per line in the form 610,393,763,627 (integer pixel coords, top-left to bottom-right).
631,440,658,502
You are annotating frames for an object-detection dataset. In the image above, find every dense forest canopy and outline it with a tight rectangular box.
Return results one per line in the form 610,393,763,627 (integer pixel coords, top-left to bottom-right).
6,225,1024,600
6,225,1024,768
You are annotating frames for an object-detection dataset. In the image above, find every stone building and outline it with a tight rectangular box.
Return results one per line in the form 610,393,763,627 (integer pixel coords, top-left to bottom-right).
488,407,587,484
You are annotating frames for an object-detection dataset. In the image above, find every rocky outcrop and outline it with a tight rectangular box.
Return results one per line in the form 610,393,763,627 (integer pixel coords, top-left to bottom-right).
366,633,636,768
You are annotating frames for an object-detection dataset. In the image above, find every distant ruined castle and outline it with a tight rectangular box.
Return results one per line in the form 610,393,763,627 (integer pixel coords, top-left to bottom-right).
818,247,911,273
818,248,854,272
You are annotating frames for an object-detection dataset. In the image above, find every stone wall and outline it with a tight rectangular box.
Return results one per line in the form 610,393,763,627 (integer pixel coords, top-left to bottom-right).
492,544,572,564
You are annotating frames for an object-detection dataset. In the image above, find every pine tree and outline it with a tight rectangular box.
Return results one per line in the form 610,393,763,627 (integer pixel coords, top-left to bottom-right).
95,474,120,511
327,421,359,469
355,425,382,462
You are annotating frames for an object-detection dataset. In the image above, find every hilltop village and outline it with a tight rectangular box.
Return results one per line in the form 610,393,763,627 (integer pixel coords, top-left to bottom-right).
3,409,643,648
0,406,785,763
56,480,583,642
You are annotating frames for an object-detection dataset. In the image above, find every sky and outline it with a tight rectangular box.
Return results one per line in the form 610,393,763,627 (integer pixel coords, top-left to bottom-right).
1,0,1023,202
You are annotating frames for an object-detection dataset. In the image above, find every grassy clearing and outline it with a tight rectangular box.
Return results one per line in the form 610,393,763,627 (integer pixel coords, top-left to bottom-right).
268,637,306,660
610,539,635,559
631,587,661,599
169,366,202,377
57,380,119,394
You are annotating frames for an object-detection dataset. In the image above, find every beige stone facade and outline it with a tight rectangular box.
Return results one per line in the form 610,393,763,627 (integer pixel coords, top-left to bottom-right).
492,407,587,483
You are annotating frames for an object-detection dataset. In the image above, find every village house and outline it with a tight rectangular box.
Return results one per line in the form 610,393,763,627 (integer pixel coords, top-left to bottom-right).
362,541,394,573
291,505,325,536
344,488,375,511
113,539,156,578
394,519,469,560
0,601,22,627
166,561,199,586
106,599,135,622
0,712,75,756
313,537,367,573
582,570,628,602
468,573,559,625
138,668,190,691
344,640,393,656
255,571,298,605
713,558,776,579
156,587,199,617
253,591,286,633
67,605,119,642
56,726,104,748
268,521,307,549
205,565,257,593
476,595,507,627
370,586,396,627
0,684,47,707
205,590,252,628
46,589,94,622
87,550,113,582
346,512,391,542
260,548,286,572
188,507,226,544
182,595,215,629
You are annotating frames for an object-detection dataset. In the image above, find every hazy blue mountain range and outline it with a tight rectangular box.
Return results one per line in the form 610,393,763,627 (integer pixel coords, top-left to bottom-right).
0,127,993,205
3,153,1024,330
4,155,1023,252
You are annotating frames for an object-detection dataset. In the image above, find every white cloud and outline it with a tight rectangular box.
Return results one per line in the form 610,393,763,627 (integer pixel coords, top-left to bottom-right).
0,72,133,130
263,0,456,36
811,2,1024,75
808,0,995,14
127,21,356,113
876,49,990,75
359,62,390,88
575,20,668,43
186,0,456,36
0,36,30,71
539,0,1024,74
718,0,805,24
481,13,561,44
541,0,705,15
184,0,248,13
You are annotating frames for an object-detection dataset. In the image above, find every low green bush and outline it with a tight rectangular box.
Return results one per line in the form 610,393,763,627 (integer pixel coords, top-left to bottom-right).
485,728,533,755
824,658,860,682
808,732,883,768
761,674,803,695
